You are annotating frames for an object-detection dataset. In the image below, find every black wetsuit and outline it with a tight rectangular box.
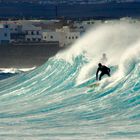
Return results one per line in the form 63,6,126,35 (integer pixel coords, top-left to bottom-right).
96,65,110,81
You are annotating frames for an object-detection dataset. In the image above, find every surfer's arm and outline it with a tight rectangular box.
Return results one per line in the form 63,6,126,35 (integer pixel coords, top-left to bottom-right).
108,67,110,73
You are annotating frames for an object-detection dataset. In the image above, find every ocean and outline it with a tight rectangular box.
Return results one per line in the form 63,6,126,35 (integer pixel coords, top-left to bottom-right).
1,2,140,19
1,19,140,139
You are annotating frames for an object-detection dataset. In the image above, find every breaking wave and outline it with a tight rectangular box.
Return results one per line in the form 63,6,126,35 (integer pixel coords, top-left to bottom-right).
1,19,140,140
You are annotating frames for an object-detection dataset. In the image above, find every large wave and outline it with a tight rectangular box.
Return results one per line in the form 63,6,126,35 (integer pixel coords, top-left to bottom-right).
1,19,140,139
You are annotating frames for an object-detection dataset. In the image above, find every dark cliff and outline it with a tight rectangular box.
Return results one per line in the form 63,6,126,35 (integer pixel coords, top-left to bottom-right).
0,42,60,68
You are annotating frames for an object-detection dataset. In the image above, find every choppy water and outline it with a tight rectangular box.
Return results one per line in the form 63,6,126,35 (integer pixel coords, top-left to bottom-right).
1,19,140,140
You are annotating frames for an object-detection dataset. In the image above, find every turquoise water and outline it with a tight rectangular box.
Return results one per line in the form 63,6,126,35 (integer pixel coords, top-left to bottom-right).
1,20,140,139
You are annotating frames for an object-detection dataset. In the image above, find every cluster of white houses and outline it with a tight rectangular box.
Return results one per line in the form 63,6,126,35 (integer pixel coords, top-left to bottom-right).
0,19,102,47
0,21,80,47
42,26,80,47
0,22,42,44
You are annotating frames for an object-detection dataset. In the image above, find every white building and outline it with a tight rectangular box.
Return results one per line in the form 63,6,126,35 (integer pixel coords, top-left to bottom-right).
42,26,80,47
22,24,42,42
9,22,22,34
73,20,102,31
42,30,65,46
5,22,24,42
0,24,11,44
64,31,80,46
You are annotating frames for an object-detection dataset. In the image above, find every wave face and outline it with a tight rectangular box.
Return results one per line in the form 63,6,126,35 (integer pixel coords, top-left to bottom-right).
1,19,140,140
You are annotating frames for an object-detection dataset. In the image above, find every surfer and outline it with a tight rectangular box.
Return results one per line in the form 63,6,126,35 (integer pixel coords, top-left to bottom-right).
96,63,110,81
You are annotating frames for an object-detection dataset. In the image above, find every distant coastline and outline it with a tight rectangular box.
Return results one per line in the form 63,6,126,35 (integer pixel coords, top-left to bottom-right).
0,2,140,20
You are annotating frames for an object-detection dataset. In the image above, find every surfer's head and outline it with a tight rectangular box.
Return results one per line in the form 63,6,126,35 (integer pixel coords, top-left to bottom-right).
98,63,102,67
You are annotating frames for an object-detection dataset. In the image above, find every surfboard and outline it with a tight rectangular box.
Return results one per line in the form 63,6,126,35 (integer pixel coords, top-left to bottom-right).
88,82,100,88
86,82,100,93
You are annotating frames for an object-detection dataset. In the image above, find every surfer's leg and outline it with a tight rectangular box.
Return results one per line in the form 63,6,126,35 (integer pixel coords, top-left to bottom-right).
107,72,110,77
99,73,104,81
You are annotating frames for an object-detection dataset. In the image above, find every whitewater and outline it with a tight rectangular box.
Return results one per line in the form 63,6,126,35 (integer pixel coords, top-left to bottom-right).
1,19,140,140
